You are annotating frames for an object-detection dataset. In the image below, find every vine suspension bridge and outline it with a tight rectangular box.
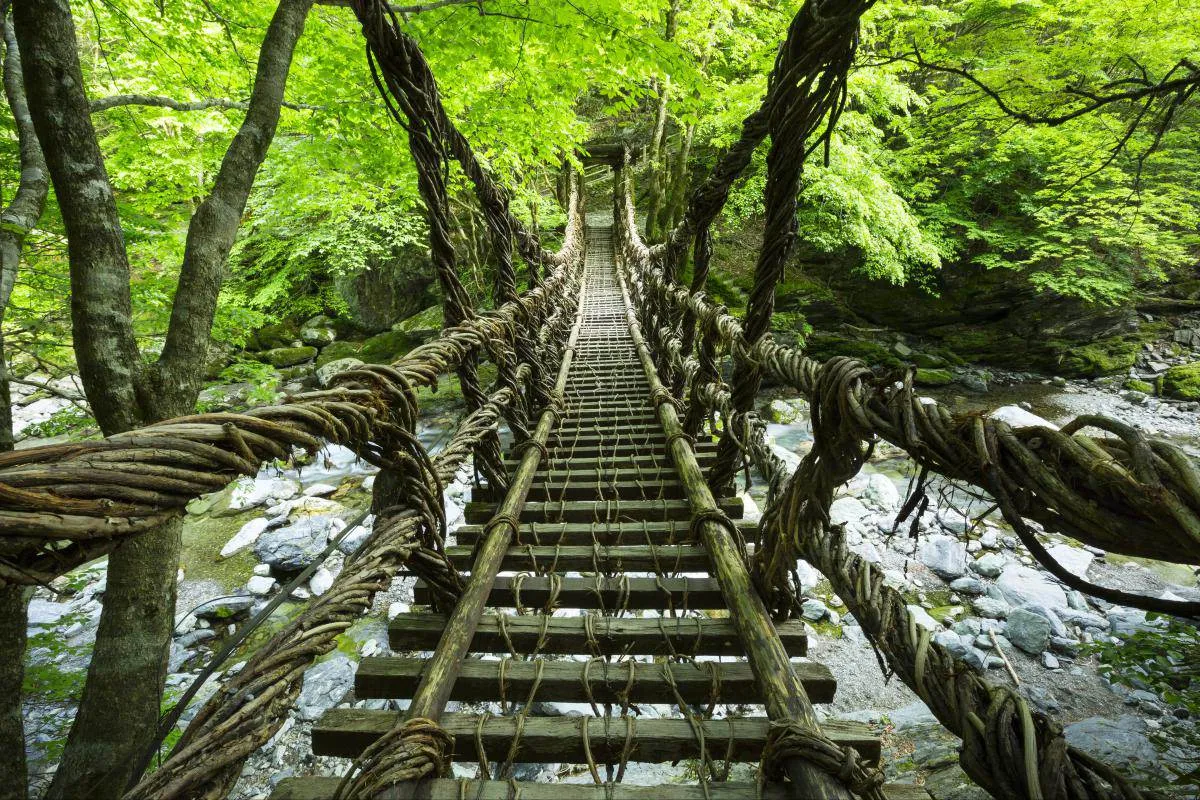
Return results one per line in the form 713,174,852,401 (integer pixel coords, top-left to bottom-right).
3,2,1200,799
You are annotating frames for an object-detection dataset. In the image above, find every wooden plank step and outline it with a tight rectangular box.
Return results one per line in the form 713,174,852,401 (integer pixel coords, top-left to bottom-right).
444,544,720,572
355,657,836,705
528,453,713,472
453,520,758,547
389,612,806,656
530,467,682,482
522,482,686,501
272,778,928,800
554,421,663,434
463,497,742,524
548,432,673,446
520,441,717,460
312,711,881,764
414,576,727,609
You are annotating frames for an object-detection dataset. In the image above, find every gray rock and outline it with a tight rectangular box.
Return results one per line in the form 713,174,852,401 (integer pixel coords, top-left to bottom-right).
949,577,987,596
1057,606,1108,630
27,599,71,626
801,598,829,622
300,326,337,347
979,529,999,549
907,604,941,631
937,509,970,534
337,517,375,555
829,496,870,527
194,594,256,622
297,655,356,721
316,357,365,388
1027,686,1061,713
1064,716,1160,774
989,405,1057,430
1046,544,1094,578
958,369,990,393
177,629,217,649
255,516,340,572
246,575,276,596
970,553,1005,578
934,629,970,659
972,597,1010,619
1005,607,1052,654
1020,603,1068,637
952,618,982,637
1042,652,1060,669
919,534,968,579
962,648,987,670
861,473,901,512
886,700,937,732
1108,608,1168,637
1121,390,1149,405
996,565,1067,609
1049,636,1080,656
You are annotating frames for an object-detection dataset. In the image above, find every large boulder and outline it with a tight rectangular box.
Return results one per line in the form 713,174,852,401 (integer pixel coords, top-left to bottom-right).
254,516,344,572
248,321,300,351
391,305,443,342
1005,607,1052,654
1162,362,1200,400
315,340,364,367
260,346,317,367
335,246,435,333
203,476,301,518
1064,716,1160,775
919,534,968,579
193,594,256,622
317,357,365,388
996,565,1067,609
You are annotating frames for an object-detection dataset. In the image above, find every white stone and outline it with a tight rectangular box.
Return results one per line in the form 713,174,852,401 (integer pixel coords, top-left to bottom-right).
830,497,871,527
861,473,901,512
215,476,301,517
361,475,376,491
918,534,968,579
247,576,276,596
989,405,1059,430
309,567,335,597
221,517,271,558
253,563,272,577
302,483,338,498
906,604,940,631
1046,544,1094,578
996,565,1067,609
850,540,883,565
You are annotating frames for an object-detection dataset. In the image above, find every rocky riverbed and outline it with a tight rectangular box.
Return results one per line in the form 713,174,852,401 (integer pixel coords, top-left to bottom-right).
13,351,1200,797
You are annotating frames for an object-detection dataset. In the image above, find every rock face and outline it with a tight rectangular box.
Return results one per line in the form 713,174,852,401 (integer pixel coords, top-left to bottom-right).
335,246,435,333
919,534,968,579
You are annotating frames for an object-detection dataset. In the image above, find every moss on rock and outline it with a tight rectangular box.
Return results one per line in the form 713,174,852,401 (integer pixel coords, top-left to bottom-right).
1162,362,1200,400
359,330,414,364
316,340,364,367
1058,339,1140,377
1123,378,1155,394
915,368,954,386
806,333,903,369
260,345,317,367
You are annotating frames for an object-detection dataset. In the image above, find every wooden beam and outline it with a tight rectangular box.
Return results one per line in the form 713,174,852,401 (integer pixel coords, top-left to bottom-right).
388,612,808,656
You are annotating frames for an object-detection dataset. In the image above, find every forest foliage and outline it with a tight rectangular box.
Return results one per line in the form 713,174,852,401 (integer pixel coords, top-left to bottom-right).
2,0,1198,373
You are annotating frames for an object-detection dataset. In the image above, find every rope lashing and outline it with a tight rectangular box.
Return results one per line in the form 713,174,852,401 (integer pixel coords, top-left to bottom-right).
759,721,886,799
333,716,454,799
649,385,683,411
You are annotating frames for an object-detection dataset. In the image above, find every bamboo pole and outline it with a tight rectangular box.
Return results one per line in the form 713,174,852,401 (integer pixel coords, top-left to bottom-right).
614,255,855,800
394,266,588,749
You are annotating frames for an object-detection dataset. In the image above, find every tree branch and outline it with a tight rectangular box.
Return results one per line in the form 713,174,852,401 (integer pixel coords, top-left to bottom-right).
89,93,321,112
318,0,482,14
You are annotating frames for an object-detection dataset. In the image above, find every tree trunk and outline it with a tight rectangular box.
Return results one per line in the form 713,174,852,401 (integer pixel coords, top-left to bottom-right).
14,2,313,795
662,122,694,233
0,586,29,800
144,0,314,414
0,16,49,798
641,0,678,242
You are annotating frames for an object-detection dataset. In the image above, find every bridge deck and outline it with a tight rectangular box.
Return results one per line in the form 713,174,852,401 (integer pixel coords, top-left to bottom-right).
273,224,926,799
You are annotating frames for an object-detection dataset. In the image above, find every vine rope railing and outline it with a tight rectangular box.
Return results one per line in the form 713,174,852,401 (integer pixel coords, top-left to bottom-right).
616,80,1200,800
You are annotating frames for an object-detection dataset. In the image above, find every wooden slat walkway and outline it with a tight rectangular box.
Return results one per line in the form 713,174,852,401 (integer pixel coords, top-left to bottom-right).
271,222,927,799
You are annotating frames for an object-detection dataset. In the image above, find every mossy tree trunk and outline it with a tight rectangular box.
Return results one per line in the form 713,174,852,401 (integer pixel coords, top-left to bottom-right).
13,0,313,795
